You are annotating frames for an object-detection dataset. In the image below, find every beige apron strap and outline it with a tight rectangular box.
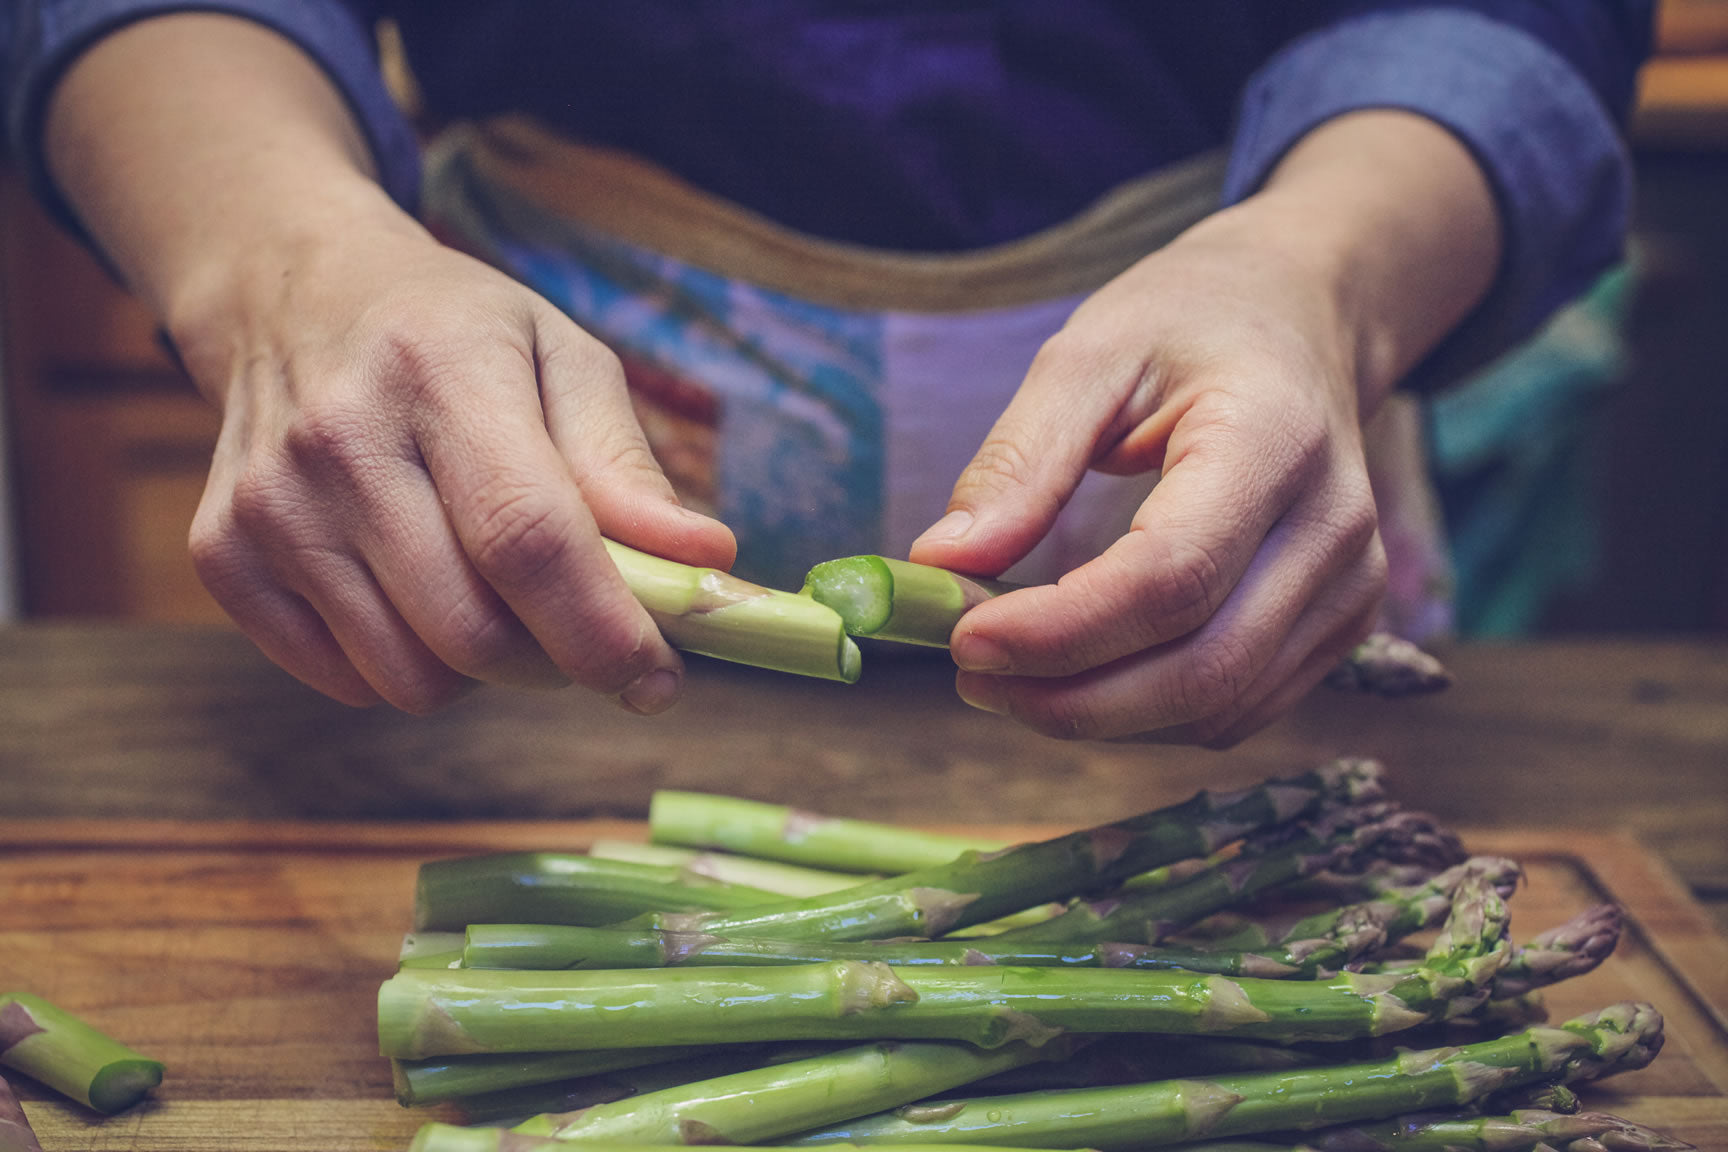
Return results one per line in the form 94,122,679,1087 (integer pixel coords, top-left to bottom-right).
463,116,1226,313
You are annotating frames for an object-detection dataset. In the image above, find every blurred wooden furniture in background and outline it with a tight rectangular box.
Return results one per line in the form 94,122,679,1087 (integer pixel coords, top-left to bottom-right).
0,174,223,621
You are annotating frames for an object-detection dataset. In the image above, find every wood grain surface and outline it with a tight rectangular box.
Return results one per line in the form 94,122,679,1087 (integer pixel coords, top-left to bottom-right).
2,626,1726,900
0,821,1724,1152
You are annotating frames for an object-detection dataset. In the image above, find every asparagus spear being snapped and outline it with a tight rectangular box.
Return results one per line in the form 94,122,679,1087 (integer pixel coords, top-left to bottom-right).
0,1074,43,1152
0,993,163,1115
783,1002,1666,1149
413,852,784,933
606,539,862,683
800,555,1013,647
800,555,1449,697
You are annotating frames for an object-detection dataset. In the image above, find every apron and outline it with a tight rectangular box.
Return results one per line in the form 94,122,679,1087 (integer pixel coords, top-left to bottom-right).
421,117,1451,637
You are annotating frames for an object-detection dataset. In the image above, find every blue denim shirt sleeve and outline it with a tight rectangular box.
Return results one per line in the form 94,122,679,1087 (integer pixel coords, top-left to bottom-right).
4,0,420,235
1224,5,1642,387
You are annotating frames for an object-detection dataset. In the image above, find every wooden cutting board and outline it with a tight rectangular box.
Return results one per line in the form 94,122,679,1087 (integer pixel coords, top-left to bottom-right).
1,821,1725,1152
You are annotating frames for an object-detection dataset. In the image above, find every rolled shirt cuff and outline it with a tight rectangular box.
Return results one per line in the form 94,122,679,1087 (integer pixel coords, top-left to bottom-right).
1224,6,1632,386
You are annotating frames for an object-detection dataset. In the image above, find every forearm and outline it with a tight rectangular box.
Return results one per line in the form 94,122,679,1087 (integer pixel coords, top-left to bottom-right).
1207,109,1502,418
43,13,403,356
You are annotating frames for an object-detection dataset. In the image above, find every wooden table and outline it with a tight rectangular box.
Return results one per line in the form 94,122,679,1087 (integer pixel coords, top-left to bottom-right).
2,625,1727,1149
2,624,1725,900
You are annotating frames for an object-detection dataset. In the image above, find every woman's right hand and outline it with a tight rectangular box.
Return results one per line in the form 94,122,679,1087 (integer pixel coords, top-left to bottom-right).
45,13,734,714
174,205,736,714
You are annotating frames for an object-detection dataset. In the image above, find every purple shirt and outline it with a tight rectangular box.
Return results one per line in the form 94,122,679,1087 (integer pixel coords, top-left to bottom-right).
4,1,1653,373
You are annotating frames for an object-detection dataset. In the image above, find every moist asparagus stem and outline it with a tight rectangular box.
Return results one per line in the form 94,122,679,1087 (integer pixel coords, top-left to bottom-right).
509,1038,1068,1145
0,1074,43,1152
781,1002,1666,1149
800,555,1015,647
649,791,1009,873
586,840,876,897
413,852,785,933
626,761,1385,943
0,993,163,1115
606,539,862,683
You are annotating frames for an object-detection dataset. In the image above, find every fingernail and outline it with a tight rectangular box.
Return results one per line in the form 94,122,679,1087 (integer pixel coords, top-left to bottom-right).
914,509,975,547
956,674,1007,716
953,634,1010,673
619,667,681,715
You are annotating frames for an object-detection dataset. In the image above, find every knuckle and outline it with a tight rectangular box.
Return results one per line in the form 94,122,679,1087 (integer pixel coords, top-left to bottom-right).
1140,537,1229,637
464,481,572,593
433,594,529,677
1170,631,1257,722
962,434,1041,494
998,680,1108,742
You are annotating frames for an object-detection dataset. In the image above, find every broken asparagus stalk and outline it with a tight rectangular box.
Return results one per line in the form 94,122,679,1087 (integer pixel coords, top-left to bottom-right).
800,555,1014,647
800,555,1450,694
606,539,862,683
0,993,163,1115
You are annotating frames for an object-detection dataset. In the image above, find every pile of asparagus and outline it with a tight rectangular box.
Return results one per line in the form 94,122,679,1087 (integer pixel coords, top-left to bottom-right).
381,762,1690,1151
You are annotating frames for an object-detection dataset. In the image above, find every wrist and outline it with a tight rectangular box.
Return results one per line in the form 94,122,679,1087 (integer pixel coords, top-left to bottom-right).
1225,110,1502,414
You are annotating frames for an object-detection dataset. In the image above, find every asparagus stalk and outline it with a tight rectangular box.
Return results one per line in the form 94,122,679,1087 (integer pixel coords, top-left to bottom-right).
989,803,1461,949
508,1038,1068,1145
628,761,1385,943
0,993,163,1114
781,1002,1666,1148
606,539,862,683
413,1133,1071,1152
586,840,875,896
452,1046,787,1125
800,555,1449,698
1165,1108,1695,1152
381,907,1504,1061
460,906,1385,977
413,852,785,932
0,1075,43,1152
393,1045,717,1107
1361,903,1624,1001
649,791,1008,873
800,555,1014,647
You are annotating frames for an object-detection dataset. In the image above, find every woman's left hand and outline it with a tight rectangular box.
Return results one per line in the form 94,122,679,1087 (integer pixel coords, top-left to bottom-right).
910,110,1499,746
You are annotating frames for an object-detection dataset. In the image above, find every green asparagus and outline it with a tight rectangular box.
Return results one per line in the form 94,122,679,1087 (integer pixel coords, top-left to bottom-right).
627,761,1385,943
509,1038,1067,1145
783,1002,1666,1148
800,554,1013,647
606,539,862,682
413,852,785,933
0,993,163,1115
